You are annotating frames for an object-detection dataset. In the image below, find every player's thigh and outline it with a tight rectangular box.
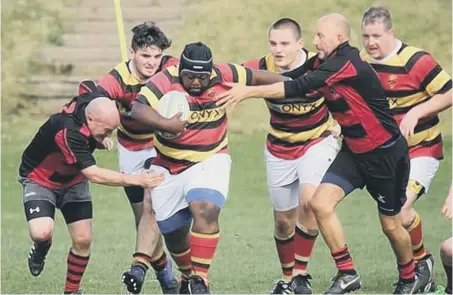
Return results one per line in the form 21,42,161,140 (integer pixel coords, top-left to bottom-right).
119,144,157,204
60,180,93,225
320,145,364,196
67,219,93,246
297,135,340,201
185,153,232,209
363,137,410,216
150,165,188,233
407,156,440,198
265,147,299,211
20,177,57,238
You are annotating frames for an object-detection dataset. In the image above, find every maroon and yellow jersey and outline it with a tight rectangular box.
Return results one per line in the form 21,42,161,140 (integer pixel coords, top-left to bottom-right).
362,43,452,159
136,63,252,174
243,49,332,160
98,55,179,150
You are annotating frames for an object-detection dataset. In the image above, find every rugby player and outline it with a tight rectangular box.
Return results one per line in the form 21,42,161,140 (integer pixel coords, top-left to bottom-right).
20,94,164,294
216,13,431,294
122,42,290,294
360,7,452,290
242,18,339,294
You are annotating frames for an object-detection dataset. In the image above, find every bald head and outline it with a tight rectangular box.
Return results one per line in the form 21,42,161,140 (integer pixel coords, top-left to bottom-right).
313,13,351,59
318,13,351,39
85,96,120,141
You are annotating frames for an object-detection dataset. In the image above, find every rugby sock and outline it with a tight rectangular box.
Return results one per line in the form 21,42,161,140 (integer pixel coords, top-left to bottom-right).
170,248,192,277
131,252,152,273
443,261,452,294
190,231,220,278
331,245,356,275
274,232,295,281
64,249,90,294
150,251,168,272
398,259,416,283
407,213,428,261
293,223,318,276
34,239,52,257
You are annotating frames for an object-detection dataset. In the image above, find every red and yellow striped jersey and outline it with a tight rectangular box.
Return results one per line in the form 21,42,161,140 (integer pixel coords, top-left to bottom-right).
243,49,332,160
362,43,452,159
98,56,179,150
136,63,252,174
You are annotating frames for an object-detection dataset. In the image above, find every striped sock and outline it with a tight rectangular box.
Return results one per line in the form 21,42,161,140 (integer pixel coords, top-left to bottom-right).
398,259,416,283
274,232,295,281
331,245,356,275
64,249,89,294
407,213,428,261
190,231,220,278
170,248,192,277
294,224,318,276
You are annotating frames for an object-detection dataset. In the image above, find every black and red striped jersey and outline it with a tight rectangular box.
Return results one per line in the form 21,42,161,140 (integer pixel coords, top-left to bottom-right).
284,42,400,154
19,93,99,189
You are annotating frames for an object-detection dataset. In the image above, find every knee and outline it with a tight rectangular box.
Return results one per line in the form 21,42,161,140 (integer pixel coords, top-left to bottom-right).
310,194,334,217
274,215,294,237
72,231,92,250
381,218,401,238
31,228,53,242
191,201,220,225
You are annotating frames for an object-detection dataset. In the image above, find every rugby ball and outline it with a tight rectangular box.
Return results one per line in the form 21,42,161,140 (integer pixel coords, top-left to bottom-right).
156,90,190,139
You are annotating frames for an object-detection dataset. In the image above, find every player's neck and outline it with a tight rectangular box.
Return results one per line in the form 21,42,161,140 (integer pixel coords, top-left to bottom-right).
372,39,402,63
128,60,152,83
280,49,306,73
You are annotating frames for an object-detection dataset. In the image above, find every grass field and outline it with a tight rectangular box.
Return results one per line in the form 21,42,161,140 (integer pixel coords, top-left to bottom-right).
1,115,452,294
2,0,452,293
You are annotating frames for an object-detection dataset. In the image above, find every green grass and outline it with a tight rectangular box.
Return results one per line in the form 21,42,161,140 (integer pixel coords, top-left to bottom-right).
1,114,452,293
2,0,452,293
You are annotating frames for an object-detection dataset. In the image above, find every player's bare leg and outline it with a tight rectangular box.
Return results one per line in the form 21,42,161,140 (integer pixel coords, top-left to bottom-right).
65,219,92,294
185,199,222,294
379,213,425,294
271,207,297,294
129,198,177,293
122,190,177,294
400,190,434,291
27,217,54,277
310,183,361,294
291,184,319,294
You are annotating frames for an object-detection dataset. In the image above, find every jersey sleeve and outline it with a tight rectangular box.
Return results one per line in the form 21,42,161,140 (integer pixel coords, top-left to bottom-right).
136,69,173,108
284,56,358,98
54,129,96,170
408,52,452,96
97,70,123,99
217,63,253,86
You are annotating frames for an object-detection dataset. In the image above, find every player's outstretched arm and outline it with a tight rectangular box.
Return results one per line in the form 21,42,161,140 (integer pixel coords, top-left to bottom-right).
130,101,186,135
250,70,290,86
81,165,164,188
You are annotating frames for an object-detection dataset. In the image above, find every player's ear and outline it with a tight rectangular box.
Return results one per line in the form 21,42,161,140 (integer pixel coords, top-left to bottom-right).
129,47,135,59
298,37,304,48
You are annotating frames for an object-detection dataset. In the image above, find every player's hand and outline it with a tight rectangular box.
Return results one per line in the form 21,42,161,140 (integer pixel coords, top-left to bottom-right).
216,83,252,110
442,200,452,220
442,186,453,220
399,109,420,139
139,169,165,188
166,112,188,135
102,137,114,151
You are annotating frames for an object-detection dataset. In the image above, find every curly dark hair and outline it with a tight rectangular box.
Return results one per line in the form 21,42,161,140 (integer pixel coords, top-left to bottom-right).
131,21,172,51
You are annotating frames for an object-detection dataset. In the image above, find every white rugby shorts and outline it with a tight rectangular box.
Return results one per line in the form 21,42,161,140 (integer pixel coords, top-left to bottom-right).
265,135,340,211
